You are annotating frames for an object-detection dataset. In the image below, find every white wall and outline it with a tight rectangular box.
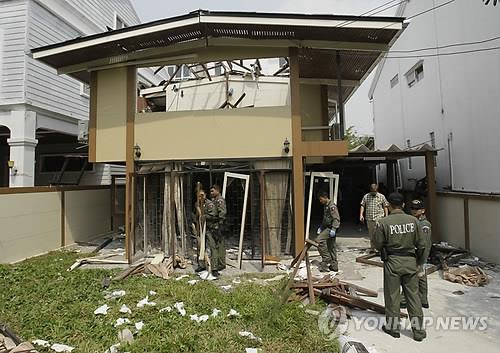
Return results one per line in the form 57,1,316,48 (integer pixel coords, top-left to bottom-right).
372,0,500,193
0,0,27,105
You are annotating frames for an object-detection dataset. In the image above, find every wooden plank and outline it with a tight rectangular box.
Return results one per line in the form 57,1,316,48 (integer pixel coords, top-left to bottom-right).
125,66,136,264
305,252,315,305
356,253,383,268
0,185,109,195
464,197,470,251
339,281,378,298
425,151,438,243
281,243,309,303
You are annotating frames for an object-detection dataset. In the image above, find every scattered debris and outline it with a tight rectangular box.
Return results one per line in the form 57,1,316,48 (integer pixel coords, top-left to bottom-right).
276,263,290,273
32,340,50,348
50,343,75,352
119,304,132,314
211,308,221,317
175,275,189,281
220,285,232,291
148,290,157,296
102,276,111,289
239,331,262,342
136,296,156,308
174,302,186,316
114,255,188,281
199,271,216,281
443,265,490,287
338,335,373,353
105,290,126,300
245,348,260,353
232,277,241,284
227,309,241,318
190,314,209,323
263,274,285,282
94,304,110,315
10,341,37,353
118,329,134,345
104,343,120,353
452,290,465,296
159,307,172,313
187,279,199,285
114,318,131,327
135,322,144,331
67,253,127,271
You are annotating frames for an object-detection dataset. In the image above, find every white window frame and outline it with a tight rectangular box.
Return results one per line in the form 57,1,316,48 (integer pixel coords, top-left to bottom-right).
390,74,399,88
406,60,424,87
80,82,90,98
114,12,127,30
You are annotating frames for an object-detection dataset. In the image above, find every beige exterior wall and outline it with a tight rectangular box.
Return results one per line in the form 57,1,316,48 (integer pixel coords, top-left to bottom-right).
0,192,61,264
95,67,127,162
435,196,465,249
135,106,292,161
0,187,111,264
65,189,111,244
436,194,500,263
468,199,500,263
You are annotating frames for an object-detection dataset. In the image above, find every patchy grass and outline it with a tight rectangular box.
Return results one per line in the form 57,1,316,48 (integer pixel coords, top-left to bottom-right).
0,251,338,353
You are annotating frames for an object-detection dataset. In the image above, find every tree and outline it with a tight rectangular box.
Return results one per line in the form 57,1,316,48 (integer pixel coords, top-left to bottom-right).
345,126,374,150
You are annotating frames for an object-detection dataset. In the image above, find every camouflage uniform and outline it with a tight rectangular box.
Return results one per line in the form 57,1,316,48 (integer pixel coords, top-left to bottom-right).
401,216,432,307
317,200,340,271
207,195,227,271
373,209,429,340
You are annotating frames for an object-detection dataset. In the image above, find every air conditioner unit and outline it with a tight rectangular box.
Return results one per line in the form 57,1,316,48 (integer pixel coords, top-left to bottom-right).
78,120,89,144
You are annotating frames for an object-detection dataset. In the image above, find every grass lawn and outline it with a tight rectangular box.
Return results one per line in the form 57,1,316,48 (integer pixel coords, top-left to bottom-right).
0,251,338,353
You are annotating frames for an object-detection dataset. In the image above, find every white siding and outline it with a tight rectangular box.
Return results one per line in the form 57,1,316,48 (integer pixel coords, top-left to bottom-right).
25,1,89,120
0,0,27,105
65,0,140,30
372,0,500,193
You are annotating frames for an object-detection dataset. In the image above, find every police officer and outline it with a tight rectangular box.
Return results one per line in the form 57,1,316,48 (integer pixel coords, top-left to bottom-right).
317,191,340,272
401,199,432,309
373,192,428,342
209,184,227,277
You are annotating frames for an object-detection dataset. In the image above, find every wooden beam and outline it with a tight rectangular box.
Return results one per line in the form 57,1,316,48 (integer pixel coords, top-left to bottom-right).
260,171,266,270
425,151,438,243
290,47,305,257
60,191,65,247
88,71,97,163
464,197,470,251
301,141,349,157
125,67,137,263
300,78,359,87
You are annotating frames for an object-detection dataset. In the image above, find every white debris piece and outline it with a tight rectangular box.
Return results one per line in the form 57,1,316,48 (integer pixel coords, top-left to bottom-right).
135,321,145,331
190,314,209,323
227,309,241,318
187,279,199,285
137,296,156,308
104,290,126,300
220,285,232,291
118,329,134,345
175,275,189,281
199,270,216,281
276,263,290,273
114,318,131,327
94,304,110,315
159,306,172,313
119,304,132,314
245,348,260,353
104,343,120,353
174,302,186,316
232,277,241,284
264,275,285,282
211,308,221,317
239,331,262,342
33,339,50,347
50,343,75,352
149,290,157,296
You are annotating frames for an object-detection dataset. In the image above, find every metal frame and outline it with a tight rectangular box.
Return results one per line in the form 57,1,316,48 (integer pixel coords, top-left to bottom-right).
222,172,250,269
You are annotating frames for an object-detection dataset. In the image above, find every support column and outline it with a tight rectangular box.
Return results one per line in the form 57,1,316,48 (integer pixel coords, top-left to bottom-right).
8,111,37,187
425,151,438,242
290,47,305,256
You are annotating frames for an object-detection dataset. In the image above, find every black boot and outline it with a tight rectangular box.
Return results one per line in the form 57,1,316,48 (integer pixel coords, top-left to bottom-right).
382,325,400,338
195,266,206,273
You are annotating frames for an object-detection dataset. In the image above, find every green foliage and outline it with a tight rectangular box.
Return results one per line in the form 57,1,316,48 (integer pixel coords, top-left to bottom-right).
0,252,338,353
345,126,374,150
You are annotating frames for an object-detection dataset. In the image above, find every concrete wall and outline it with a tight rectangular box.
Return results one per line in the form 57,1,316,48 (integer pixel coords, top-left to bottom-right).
135,106,292,161
0,186,111,263
436,193,500,264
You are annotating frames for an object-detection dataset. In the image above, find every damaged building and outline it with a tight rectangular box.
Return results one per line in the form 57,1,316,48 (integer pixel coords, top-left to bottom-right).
31,10,438,266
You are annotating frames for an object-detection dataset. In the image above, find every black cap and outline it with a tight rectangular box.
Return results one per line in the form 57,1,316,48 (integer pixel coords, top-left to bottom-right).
387,192,404,207
410,199,425,210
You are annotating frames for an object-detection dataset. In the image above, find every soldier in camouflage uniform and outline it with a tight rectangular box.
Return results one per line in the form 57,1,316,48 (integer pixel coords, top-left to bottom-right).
401,199,432,309
373,193,429,342
209,185,227,277
195,190,218,273
317,191,341,272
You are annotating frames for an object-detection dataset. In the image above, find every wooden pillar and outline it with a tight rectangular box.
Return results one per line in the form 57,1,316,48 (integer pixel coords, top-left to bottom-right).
320,85,329,141
89,72,97,163
335,51,345,140
259,171,265,269
60,190,65,247
290,47,305,256
464,197,470,250
125,67,137,263
386,161,395,193
425,151,438,242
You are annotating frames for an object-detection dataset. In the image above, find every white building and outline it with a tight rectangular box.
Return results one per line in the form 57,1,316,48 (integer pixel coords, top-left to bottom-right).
0,0,158,187
369,0,500,194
